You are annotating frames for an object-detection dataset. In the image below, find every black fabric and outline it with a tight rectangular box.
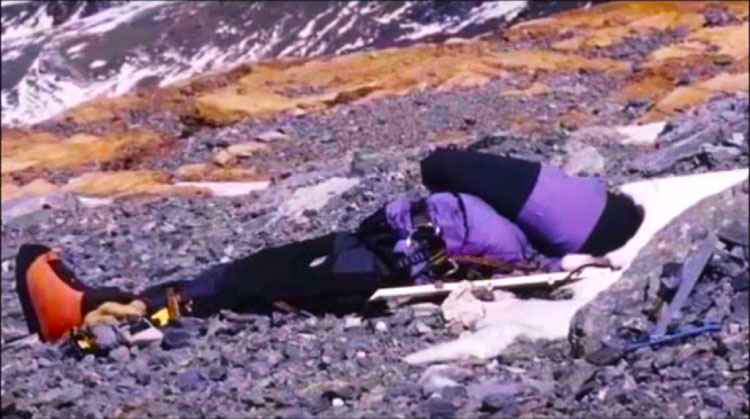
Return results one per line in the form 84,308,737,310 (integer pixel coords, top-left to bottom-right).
139,232,389,318
15,244,51,336
579,192,645,256
355,207,406,284
420,149,541,220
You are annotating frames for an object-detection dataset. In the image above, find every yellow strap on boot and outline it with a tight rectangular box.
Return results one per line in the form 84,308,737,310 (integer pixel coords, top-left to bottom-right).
149,288,182,327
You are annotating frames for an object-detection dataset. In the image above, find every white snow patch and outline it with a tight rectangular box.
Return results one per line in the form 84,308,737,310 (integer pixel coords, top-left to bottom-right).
616,121,668,146
77,196,114,207
89,59,107,69
396,1,526,41
275,177,359,220
175,181,271,197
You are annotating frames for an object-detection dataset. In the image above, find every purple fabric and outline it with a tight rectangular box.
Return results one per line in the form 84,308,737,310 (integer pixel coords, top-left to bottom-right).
386,193,529,283
516,166,607,256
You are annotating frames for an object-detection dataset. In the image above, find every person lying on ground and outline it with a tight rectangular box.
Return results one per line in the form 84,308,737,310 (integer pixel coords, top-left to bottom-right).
15,149,644,344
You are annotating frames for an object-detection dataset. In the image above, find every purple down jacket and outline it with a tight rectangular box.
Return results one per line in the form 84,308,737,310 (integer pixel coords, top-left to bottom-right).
385,193,528,283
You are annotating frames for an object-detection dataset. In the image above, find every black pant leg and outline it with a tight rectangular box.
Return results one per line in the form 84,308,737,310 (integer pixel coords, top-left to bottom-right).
138,232,386,317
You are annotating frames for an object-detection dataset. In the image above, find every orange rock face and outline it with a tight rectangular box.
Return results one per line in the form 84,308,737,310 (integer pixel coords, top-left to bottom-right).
1,0,747,201
1,130,166,175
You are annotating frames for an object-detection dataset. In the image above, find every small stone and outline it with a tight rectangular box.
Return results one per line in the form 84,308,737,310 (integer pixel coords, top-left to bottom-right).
731,292,749,319
441,281,485,329
386,383,421,399
208,366,227,382
247,361,272,378
419,365,464,396
412,303,442,318
108,346,130,363
719,220,749,247
213,149,237,167
241,389,266,407
652,347,676,368
344,316,362,329
441,386,468,403
90,324,119,351
724,132,746,148
360,386,385,408
162,328,192,350
126,326,163,347
176,369,204,392
713,54,733,66
703,392,724,409
1,260,13,273
704,7,732,26
421,397,456,419
468,380,523,400
374,321,388,332
331,398,344,408
563,146,605,176
481,393,519,416
658,262,683,301
255,129,290,142
414,320,432,335
226,141,270,157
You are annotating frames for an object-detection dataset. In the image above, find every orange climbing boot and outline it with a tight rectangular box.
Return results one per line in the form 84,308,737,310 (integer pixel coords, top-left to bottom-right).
15,244,138,342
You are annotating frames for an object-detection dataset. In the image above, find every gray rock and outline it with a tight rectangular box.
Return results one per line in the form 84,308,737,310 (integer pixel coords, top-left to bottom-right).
35,384,83,406
570,192,747,358
174,317,207,336
719,219,749,248
731,292,749,319
412,303,442,318
386,383,422,400
421,397,456,419
162,328,192,350
176,369,205,392
652,347,676,368
467,380,524,401
208,366,227,382
413,320,433,335
481,393,519,416
731,271,749,292
631,126,718,175
241,389,267,407
255,129,291,142
1,192,75,224
134,368,151,385
374,320,389,332
563,146,605,176
658,262,683,301
349,148,398,176
247,361,272,378
419,364,471,396
343,316,363,329
108,346,130,363
441,386,468,404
